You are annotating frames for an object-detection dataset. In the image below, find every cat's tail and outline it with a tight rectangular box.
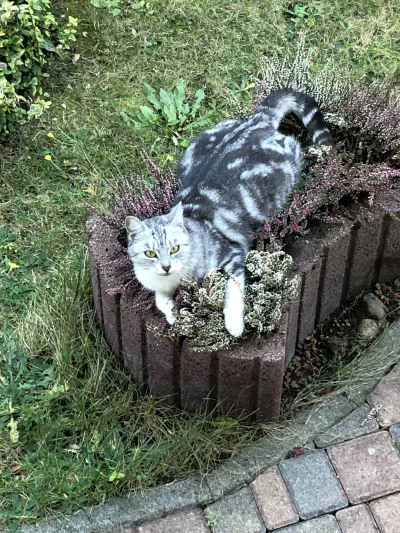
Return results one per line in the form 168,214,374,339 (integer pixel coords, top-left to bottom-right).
258,89,333,146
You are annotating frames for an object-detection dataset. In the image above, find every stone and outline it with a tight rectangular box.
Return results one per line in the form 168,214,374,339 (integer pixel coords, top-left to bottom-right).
204,487,265,533
137,508,210,533
368,363,400,427
278,450,348,520
274,514,342,532
358,318,379,340
362,292,387,320
327,431,400,504
389,423,400,446
250,466,299,530
314,403,379,448
336,504,379,533
370,492,400,533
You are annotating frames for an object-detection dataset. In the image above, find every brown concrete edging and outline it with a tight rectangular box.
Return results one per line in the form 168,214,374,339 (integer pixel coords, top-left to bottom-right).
86,192,400,420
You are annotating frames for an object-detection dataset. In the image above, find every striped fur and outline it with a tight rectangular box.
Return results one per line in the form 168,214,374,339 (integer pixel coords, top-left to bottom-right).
126,90,332,336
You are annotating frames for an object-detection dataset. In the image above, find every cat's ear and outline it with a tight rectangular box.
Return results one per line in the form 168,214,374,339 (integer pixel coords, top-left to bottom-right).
125,216,145,235
167,202,184,227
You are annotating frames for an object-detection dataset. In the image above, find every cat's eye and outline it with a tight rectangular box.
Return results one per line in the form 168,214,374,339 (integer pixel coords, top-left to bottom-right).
144,250,157,258
170,245,180,254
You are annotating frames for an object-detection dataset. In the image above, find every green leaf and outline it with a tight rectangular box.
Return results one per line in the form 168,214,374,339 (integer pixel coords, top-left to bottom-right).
137,105,159,124
39,39,57,52
211,417,238,427
190,87,206,118
144,83,161,110
108,471,125,482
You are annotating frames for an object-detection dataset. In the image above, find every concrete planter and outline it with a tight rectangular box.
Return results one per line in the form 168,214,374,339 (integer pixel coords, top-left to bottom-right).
86,192,400,421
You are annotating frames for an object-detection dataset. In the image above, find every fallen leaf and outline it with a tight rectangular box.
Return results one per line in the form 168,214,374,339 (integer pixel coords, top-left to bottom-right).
10,464,22,473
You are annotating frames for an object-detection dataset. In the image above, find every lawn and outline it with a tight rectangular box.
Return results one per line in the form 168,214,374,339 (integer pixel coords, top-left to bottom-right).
1,0,400,529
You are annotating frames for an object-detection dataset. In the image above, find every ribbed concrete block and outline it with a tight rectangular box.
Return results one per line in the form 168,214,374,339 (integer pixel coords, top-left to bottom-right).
120,288,144,379
297,256,322,344
257,323,286,421
86,187,400,421
378,213,400,282
217,343,258,416
284,284,301,367
317,227,351,323
180,341,214,413
347,213,383,299
146,316,177,405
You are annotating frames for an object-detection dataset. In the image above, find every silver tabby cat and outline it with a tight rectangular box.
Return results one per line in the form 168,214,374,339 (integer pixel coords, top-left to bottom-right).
126,90,333,337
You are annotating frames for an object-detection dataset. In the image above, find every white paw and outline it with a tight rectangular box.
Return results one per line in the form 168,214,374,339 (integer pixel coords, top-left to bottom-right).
165,312,176,326
224,308,244,337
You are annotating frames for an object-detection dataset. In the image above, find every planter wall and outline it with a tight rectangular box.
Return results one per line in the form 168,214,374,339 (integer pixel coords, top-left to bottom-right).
86,191,400,421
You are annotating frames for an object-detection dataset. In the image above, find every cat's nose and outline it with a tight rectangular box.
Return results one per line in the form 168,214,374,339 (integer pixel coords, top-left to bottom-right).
162,265,171,273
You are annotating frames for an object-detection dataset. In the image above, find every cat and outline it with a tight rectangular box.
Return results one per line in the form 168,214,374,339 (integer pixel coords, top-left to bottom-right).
126,89,333,337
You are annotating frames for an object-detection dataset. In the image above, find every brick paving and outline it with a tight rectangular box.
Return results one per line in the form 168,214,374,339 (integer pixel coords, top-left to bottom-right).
370,492,400,533
279,450,348,519
130,364,400,533
336,504,379,532
91,363,400,533
327,431,400,504
250,466,299,530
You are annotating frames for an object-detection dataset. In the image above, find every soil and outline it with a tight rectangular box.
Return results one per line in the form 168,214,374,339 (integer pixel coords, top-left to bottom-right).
282,279,400,404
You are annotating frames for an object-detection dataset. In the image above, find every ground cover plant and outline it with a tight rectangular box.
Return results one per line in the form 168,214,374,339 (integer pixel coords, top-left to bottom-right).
1,0,400,528
0,0,78,136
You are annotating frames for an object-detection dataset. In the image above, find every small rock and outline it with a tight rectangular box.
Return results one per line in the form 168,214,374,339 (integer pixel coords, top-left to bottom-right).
358,319,379,340
362,293,387,320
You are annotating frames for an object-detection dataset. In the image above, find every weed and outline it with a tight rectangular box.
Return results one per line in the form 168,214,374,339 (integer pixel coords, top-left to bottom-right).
205,511,218,527
120,79,217,147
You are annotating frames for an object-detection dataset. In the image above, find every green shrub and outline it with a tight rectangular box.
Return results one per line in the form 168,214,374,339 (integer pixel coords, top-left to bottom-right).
0,0,77,137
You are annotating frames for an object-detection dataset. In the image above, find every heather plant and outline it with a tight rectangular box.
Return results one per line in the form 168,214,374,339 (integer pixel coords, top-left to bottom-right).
252,36,400,165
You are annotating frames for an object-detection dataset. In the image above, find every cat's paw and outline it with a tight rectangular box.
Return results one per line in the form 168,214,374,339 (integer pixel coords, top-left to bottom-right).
224,309,244,337
165,312,176,326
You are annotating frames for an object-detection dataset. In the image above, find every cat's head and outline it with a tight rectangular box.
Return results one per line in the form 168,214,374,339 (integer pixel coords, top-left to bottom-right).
125,202,189,289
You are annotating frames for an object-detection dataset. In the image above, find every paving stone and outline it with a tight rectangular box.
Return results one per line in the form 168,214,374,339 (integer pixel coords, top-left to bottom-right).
250,466,299,530
370,492,400,533
389,423,400,446
368,363,400,427
278,450,348,520
314,403,379,448
336,504,379,533
327,431,400,504
204,486,265,533
136,508,210,533
274,514,342,532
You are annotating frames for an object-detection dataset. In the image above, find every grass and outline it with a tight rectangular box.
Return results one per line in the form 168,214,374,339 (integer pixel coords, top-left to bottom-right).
1,0,400,528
